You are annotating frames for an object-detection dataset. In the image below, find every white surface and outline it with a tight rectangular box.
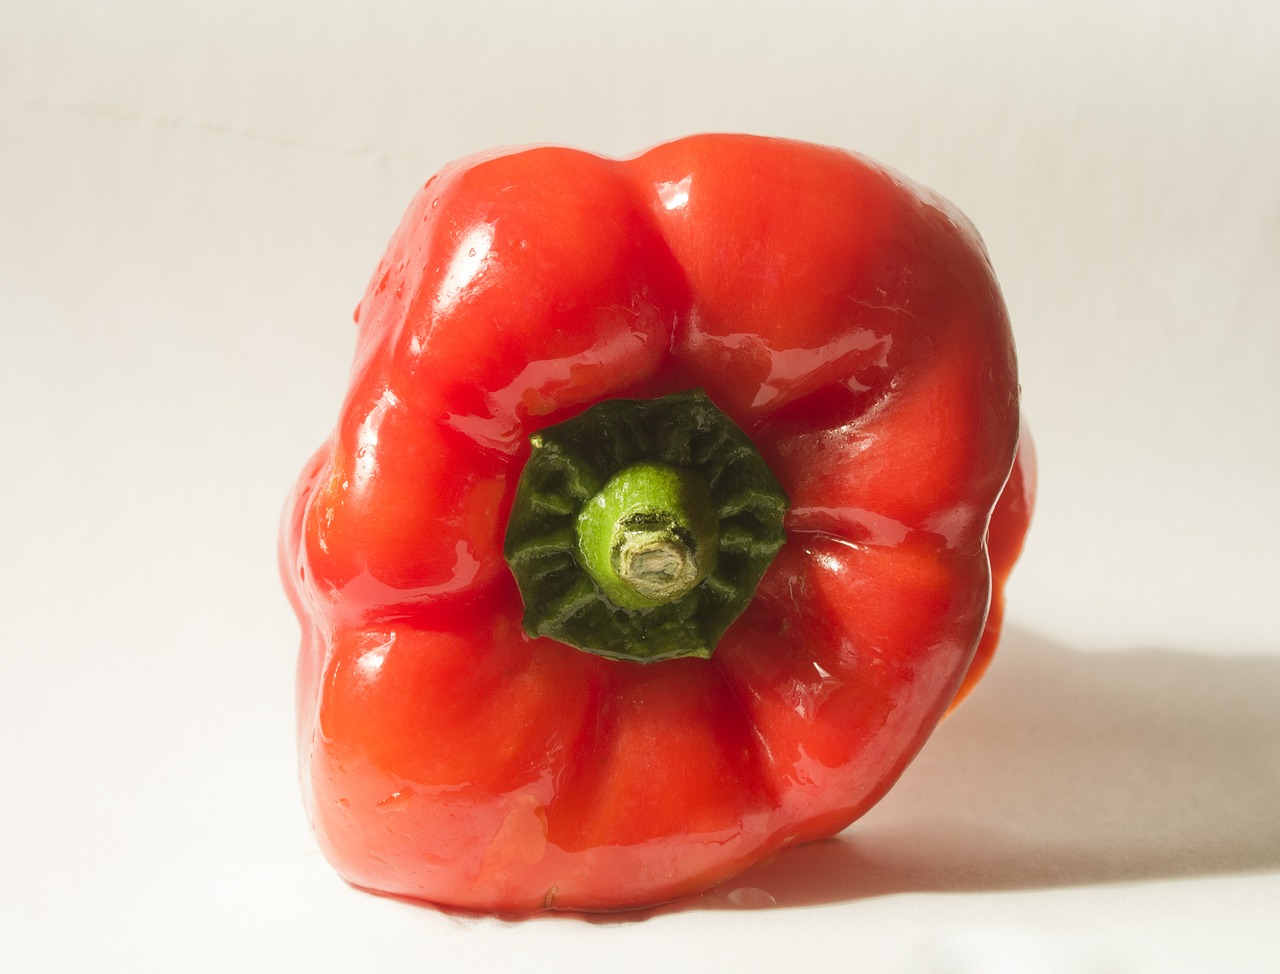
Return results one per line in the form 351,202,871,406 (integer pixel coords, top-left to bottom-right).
2,1,1278,970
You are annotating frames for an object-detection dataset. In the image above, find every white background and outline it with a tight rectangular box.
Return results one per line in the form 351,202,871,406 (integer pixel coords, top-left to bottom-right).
2,1,1277,970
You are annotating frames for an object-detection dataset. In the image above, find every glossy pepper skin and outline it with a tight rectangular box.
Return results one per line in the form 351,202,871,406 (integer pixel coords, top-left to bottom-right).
281,134,1033,914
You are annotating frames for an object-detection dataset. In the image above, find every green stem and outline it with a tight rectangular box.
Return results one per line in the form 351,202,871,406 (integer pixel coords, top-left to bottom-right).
502,390,788,663
576,462,718,609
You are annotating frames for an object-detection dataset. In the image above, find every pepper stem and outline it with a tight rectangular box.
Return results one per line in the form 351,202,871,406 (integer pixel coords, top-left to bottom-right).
614,524,697,601
576,462,718,611
502,389,788,663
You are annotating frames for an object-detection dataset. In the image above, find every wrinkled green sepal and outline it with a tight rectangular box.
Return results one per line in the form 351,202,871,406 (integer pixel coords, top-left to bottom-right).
503,390,788,663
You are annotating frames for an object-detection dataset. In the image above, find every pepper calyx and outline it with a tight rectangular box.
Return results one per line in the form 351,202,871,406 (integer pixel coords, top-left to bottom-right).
502,390,788,663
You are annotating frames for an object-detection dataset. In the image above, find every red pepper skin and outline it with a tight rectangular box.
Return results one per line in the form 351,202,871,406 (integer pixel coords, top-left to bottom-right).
281,135,1033,914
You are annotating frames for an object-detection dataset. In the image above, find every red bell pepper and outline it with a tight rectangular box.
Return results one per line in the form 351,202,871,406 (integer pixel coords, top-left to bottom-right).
281,134,1033,914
